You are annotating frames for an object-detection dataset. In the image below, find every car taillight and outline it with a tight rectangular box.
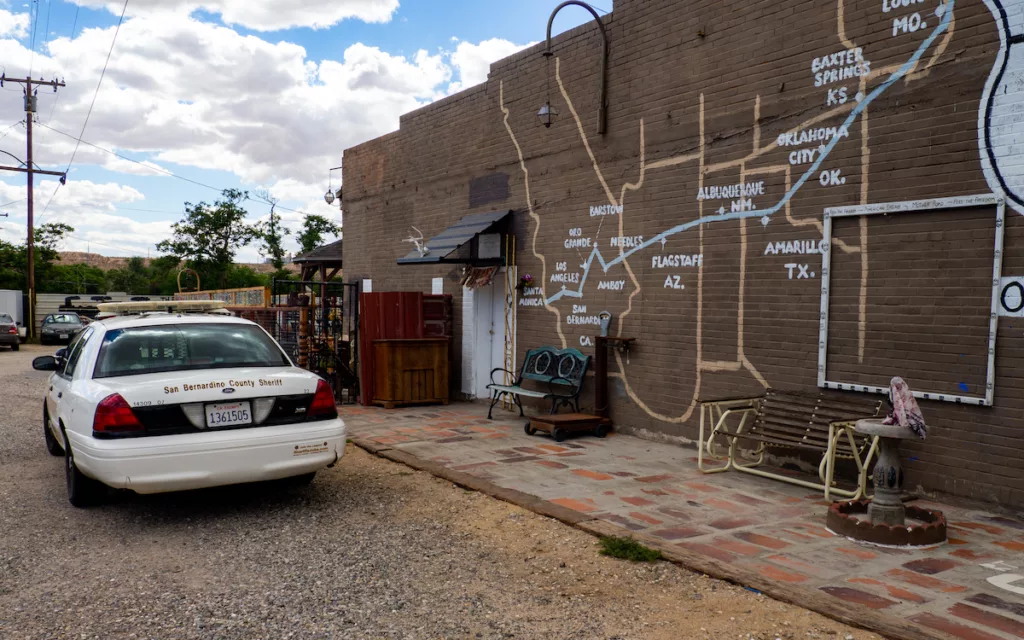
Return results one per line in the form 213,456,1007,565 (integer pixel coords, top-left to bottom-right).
6,326,15,334
307,380,337,420
93,394,145,434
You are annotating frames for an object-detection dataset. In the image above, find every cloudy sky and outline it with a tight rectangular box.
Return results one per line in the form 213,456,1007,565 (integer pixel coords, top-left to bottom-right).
0,0,596,260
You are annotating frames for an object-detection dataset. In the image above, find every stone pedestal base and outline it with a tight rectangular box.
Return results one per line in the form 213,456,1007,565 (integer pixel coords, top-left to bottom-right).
868,435,906,526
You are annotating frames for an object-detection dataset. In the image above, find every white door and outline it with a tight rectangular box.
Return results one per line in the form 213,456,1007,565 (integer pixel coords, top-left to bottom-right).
461,270,510,399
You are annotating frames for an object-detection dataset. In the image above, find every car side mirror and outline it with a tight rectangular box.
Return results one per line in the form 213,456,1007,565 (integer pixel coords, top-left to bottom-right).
32,356,59,371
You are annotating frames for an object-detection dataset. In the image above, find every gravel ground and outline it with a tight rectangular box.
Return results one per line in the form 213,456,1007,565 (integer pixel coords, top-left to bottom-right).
0,344,879,640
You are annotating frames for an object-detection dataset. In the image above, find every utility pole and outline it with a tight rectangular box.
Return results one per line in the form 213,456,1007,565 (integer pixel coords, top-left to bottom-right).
0,74,67,339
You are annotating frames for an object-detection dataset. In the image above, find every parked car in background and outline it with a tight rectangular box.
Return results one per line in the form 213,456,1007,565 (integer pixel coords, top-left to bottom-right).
32,301,346,507
40,313,86,345
0,313,19,351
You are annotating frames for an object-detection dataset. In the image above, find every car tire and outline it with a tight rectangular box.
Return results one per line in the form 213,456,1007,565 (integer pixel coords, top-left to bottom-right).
43,405,64,456
11,342,19,351
63,432,105,508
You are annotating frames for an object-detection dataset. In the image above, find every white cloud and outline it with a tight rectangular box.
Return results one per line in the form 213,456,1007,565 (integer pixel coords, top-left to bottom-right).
70,0,399,31
0,10,30,39
0,14,455,187
101,156,169,176
448,37,534,94
0,179,157,256
0,10,530,257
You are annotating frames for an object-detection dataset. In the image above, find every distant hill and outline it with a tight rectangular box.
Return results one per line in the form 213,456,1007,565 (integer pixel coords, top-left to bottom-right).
57,252,300,274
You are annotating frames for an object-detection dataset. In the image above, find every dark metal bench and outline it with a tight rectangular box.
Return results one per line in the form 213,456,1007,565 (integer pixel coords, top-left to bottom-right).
699,389,883,500
487,347,589,419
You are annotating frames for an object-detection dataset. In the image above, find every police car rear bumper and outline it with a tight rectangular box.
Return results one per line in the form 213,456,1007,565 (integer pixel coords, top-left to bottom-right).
68,419,346,494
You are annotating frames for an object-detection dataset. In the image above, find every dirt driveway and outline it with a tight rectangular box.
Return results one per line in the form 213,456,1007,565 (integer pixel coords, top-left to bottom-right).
0,345,877,639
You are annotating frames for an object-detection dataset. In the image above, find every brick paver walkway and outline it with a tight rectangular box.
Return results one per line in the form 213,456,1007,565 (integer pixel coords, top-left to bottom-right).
343,403,1024,640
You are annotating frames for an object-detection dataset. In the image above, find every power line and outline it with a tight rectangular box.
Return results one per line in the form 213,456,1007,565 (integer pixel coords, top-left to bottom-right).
35,122,315,217
62,0,128,175
40,0,129,218
109,206,185,214
38,122,225,191
46,4,81,124
65,233,146,256
43,0,52,49
0,215,148,256
0,120,23,144
28,0,40,78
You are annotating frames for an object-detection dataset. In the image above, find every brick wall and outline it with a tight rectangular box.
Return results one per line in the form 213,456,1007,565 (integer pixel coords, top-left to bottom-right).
344,0,1024,506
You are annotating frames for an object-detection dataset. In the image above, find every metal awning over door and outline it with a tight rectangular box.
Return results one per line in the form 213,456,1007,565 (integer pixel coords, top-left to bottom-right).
397,210,512,266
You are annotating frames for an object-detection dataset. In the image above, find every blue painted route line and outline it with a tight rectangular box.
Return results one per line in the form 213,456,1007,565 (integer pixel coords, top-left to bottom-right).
546,2,954,305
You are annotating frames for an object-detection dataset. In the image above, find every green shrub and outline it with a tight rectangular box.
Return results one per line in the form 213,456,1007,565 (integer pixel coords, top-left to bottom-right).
598,536,662,562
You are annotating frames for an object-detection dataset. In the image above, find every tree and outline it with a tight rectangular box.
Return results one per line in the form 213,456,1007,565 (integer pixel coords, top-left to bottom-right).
253,190,290,272
35,222,74,254
295,214,341,255
106,256,149,294
156,189,257,288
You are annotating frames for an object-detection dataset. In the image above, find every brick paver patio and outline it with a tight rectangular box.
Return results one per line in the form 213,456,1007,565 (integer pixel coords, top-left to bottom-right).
343,402,1024,640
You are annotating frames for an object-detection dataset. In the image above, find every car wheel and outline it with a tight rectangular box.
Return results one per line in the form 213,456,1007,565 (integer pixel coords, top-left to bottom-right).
552,428,566,443
63,432,105,507
43,405,64,456
11,342,19,352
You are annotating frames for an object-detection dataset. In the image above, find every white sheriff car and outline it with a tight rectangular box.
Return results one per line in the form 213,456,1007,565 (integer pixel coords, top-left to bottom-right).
33,301,346,507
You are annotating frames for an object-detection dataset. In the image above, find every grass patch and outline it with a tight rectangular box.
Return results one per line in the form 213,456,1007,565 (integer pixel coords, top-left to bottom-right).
598,536,662,562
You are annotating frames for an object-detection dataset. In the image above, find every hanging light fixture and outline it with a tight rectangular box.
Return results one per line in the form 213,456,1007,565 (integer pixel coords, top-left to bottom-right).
324,164,343,205
537,101,559,128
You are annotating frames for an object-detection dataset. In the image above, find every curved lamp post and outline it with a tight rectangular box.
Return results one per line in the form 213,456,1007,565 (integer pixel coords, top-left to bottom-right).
543,1,609,135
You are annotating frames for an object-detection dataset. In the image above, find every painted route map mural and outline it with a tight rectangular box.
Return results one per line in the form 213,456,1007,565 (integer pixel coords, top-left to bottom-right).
499,0,993,425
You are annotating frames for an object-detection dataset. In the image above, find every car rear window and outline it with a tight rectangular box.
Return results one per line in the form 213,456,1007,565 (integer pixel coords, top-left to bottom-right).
0,314,12,324
93,323,291,378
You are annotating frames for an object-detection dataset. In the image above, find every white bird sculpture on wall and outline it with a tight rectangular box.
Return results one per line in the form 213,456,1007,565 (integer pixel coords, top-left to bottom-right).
404,226,429,257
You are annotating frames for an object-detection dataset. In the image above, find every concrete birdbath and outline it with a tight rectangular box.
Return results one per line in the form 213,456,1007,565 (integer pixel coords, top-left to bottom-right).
825,380,947,547
856,418,916,526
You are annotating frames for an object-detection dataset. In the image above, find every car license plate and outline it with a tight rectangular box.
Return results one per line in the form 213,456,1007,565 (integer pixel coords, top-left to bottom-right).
205,402,252,428
59,334,68,340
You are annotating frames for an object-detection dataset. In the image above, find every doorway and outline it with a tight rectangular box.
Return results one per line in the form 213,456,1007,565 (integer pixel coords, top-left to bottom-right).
462,269,513,399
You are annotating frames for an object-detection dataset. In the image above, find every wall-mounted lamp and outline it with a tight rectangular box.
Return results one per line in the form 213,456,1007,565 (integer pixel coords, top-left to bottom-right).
324,165,343,207
541,1,609,135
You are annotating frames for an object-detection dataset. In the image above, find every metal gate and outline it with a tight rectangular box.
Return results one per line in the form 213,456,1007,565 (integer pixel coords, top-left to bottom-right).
256,280,360,403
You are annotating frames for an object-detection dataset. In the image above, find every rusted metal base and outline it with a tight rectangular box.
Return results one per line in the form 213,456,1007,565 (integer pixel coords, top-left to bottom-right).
826,499,947,547
526,413,610,442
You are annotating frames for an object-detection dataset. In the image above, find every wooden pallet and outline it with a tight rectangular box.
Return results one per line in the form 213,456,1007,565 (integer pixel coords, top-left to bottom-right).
526,413,610,442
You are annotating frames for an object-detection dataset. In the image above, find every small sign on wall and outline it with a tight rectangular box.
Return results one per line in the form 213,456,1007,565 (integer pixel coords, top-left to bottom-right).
1000,277,1024,317
362,279,372,293
432,278,443,295
478,233,501,259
